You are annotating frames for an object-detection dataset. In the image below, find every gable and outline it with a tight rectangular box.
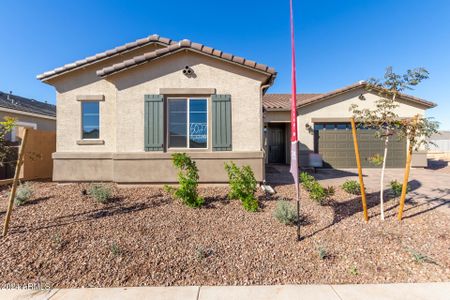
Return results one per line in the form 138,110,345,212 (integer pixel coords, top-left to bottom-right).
96,39,276,84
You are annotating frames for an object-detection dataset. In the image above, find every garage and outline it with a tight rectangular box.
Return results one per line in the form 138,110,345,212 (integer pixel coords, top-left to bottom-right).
314,123,407,168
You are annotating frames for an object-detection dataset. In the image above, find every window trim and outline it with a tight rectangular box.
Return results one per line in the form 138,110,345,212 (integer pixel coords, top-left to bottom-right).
167,97,209,150
80,100,101,141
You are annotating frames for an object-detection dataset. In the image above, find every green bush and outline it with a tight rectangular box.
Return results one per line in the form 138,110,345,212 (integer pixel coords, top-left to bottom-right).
167,153,204,208
300,172,315,191
300,172,334,205
390,180,410,197
88,184,112,204
225,162,258,212
342,180,361,195
14,182,33,206
273,200,298,225
309,182,334,205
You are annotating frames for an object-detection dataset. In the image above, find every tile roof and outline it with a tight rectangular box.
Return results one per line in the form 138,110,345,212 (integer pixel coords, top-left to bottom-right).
96,39,276,78
263,82,437,110
0,91,56,117
37,34,177,81
263,93,323,110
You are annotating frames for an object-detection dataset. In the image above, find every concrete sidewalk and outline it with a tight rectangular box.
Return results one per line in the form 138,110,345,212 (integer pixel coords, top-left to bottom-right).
2,282,449,300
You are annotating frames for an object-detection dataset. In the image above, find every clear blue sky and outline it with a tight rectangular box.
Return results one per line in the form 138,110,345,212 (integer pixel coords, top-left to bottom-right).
1,0,449,129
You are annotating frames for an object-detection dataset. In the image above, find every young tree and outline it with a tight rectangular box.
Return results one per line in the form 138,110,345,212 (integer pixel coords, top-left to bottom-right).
0,117,16,166
350,67,429,220
397,115,439,220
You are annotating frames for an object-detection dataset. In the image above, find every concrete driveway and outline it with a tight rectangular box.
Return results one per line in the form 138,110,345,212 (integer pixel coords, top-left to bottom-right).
266,159,450,215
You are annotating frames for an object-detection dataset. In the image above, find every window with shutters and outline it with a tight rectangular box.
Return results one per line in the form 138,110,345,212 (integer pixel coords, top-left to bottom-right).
167,97,208,149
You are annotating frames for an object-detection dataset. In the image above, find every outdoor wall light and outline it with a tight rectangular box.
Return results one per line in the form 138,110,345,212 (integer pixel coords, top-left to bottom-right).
358,94,366,100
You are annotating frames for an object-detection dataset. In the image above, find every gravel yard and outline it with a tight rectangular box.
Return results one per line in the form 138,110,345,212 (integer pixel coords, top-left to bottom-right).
0,181,449,288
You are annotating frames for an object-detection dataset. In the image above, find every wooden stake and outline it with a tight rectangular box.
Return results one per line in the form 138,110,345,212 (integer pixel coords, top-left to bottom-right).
398,115,418,221
350,118,369,222
3,128,29,237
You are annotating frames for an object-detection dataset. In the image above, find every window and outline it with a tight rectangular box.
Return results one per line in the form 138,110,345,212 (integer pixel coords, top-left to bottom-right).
168,98,207,148
314,123,351,131
82,101,100,139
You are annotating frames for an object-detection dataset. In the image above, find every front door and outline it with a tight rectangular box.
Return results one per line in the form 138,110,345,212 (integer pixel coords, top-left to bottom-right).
268,125,285,164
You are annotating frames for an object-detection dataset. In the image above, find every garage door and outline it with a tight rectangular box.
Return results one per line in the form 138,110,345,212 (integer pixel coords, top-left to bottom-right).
315,123,406,168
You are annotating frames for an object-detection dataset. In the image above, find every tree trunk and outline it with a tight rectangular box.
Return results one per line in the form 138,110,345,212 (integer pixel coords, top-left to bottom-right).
379,135,389,220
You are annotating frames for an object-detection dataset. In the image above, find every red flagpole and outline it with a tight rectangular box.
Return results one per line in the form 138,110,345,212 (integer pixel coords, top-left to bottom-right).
289,0,301,241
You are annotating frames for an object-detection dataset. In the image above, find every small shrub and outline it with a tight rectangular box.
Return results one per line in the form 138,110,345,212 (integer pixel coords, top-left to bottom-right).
368,153,383,166
195,247,212,261
88,184,112,204
407,248,435,264
300,172,334,205
110,242,122,256
225,162,258,212
390,180,410,197
349,265,359,276
167,153,204,208
342,180,361,195
274,200,298,225
317,246,330,260
14,182,33,206
51,233,67,250
300,172,315,191
309,182,334,205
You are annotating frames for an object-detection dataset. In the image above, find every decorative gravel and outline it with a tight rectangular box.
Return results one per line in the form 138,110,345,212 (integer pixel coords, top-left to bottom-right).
0,181,448,288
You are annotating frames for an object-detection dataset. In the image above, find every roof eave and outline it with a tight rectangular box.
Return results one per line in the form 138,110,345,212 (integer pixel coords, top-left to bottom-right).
97,47,276,80
37,39,175,82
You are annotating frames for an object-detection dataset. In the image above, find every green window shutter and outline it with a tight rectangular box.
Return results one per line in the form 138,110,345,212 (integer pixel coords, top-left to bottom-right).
144,94,164,151
212,94,232,151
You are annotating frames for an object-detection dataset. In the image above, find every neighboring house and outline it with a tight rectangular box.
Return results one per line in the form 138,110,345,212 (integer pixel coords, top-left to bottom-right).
0,91,56,179
37,34,436,183
37,35,275,183
0,91,56,141
428,131,450,157
263,83,436,168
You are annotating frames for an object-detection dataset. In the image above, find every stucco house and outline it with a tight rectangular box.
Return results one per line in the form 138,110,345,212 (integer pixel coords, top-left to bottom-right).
37,34,436,183
263,83,436,168
0,91,56,141
37,35,275,183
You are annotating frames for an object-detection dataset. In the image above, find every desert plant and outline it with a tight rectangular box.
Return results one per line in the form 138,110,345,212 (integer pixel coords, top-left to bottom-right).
273,200,298,225
14,182,33,206
342,180,361,195
317,246,330,260
390,180,410,197
349,265,359,275
299,172,315,191
224,162,258,212
367,153,384,166
350,66,430,220
195,247,212,261
407,248,435,264
166,153,204,208
110,242,122,256
300,172,334,205
51,233,67,250
88,184,112,204
309,182,334,205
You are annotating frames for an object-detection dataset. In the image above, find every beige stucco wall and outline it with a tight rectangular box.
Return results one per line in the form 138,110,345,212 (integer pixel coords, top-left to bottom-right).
297,87,427,151
52,152,264,182
0,111,55,132
110,51,267,152
47,45,270,182
48,43,167,153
